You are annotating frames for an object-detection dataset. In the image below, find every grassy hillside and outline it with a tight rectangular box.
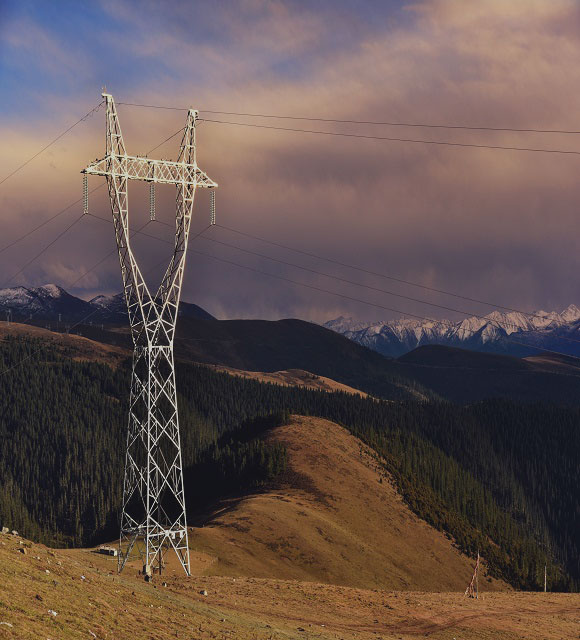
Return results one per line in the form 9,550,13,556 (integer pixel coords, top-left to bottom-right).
190,415,505,591
178,363,579,590
2,532,579,640
0,333,578,590
78,317,433,401
206,364,371,397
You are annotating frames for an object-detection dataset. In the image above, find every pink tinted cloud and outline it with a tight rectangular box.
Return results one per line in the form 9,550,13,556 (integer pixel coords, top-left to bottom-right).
2,0,580,320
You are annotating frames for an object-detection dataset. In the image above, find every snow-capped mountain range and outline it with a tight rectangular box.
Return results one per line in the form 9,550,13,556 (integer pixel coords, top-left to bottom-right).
0,284,96,322
324,305,580,358
0,284,215,324
2,284,578,359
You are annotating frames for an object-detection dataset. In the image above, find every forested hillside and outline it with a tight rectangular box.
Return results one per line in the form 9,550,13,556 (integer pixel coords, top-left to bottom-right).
178,362,579,591
395,345,580,404
0,337,287,548
0,335,578,591
78,317,434,402
72,317,580,405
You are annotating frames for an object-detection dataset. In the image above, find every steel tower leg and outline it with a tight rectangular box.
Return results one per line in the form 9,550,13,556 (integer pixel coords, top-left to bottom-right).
82,93,217,577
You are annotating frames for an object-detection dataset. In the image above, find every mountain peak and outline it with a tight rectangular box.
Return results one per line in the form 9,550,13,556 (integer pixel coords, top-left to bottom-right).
36,284,66,298
324,316,357,332
0,284,214,323
561,304,580,323
89,293,124,308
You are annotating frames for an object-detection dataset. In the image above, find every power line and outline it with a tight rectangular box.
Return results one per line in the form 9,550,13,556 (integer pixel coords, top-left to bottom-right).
86,214,210,259
117,101,580,135
6,219,155,330
68,219,153,289
0,183,105,256
214,223,570,328
118,101,186,112
146,126,186,154
0,101,103,188
198,230,580,346
2,218,576,372
4,212,85,287
0,119,182,272
20,209,580,354
149,217,580,344
87,213,173,244
117,220,580,348
202,112,580,136
187,246,580,362
0,224,212,377
201,118,580,156
75,221,211,288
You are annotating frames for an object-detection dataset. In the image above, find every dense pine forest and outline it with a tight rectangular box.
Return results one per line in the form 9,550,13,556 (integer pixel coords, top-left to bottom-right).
0,336,578,591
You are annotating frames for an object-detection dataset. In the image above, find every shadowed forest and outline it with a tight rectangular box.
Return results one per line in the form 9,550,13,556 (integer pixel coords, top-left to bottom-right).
0,336,577,591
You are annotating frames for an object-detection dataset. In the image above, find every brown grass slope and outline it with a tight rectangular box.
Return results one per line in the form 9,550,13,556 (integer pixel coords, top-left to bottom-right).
207,365,370,397
2,534,579,640
3,415,579,640
188,415,505,592
0,322,129,367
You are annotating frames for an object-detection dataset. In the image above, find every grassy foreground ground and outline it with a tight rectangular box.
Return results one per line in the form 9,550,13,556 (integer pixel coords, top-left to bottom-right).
1,533,579,640
1,416,578,639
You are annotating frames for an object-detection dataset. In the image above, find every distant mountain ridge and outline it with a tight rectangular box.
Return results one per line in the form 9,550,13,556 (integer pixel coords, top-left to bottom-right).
324,305,580,357
0,284,436,402
0,284,215,323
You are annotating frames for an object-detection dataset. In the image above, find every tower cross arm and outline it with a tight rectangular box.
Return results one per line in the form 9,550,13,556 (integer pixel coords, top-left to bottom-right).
82,154,217,188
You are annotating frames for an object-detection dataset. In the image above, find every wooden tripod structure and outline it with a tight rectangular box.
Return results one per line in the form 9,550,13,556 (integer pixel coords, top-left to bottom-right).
464,551,480,598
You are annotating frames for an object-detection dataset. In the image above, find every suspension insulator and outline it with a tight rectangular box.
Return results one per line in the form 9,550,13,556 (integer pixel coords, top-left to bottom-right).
149,182,156,221
210,189,216,225
82,174,89,214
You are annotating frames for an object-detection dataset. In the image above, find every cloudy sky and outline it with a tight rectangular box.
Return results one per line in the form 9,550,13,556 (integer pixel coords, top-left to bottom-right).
1,0,580,322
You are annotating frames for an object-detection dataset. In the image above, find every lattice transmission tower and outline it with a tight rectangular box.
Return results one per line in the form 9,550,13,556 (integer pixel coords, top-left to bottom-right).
82,92,217,576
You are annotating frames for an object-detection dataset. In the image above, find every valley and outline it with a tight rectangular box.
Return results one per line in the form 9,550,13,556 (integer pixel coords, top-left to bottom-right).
1,323,579,590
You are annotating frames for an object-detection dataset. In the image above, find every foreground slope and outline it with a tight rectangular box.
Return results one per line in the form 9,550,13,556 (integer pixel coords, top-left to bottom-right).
189,416,504,591
1,417,577,639
2,532,579,639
